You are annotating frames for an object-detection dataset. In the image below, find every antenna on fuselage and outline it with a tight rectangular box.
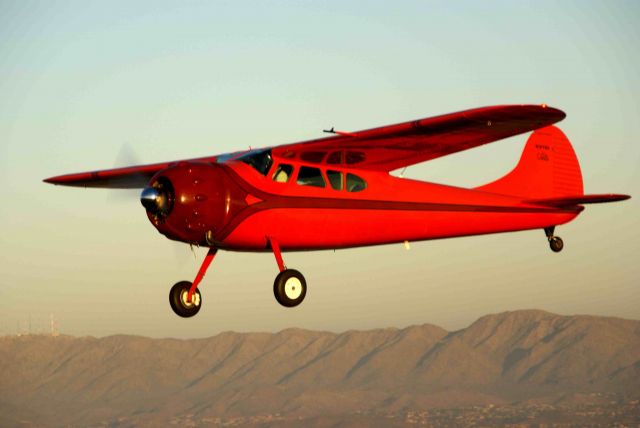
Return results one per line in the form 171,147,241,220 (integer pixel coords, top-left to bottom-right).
323,127,357,137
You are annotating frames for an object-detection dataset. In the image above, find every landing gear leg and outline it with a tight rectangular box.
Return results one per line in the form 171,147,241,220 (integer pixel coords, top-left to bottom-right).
544,227,564,253
169,248,218,318
268,237,307,308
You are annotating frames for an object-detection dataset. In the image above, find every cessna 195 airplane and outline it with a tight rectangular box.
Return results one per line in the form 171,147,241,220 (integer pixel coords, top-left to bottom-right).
44,105,630,318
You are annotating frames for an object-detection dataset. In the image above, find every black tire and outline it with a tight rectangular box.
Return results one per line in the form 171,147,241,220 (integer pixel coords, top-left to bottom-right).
549,236,564,253
169,281,202,318
273,269,307,308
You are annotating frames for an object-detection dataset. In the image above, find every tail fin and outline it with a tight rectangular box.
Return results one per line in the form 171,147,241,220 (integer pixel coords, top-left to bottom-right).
476,126,583,199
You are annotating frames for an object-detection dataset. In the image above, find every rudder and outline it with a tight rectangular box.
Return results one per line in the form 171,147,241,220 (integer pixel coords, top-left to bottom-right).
476,126,583,199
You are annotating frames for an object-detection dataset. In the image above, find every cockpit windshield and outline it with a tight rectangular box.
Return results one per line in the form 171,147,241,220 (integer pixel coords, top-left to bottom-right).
239,149,273,176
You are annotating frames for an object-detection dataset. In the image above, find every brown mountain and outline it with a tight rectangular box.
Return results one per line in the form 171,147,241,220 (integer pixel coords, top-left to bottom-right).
1,310,639,427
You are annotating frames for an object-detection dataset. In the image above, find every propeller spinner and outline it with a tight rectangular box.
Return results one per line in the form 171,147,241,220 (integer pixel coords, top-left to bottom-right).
140,178,174,218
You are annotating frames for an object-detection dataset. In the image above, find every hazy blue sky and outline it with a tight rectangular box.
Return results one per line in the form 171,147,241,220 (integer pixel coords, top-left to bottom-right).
1,1,638,338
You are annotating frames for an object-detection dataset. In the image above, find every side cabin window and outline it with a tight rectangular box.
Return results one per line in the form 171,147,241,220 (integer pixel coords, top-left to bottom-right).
239,149,273,176
326,151,343,165
272,164,293,183
300,151,326,164
345,151,366,165
297,166,325,188
326,150,366,165
346,173,366,192
326,170,343,191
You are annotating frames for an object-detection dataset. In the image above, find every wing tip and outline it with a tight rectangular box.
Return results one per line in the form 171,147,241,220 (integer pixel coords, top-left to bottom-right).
43,174,78,186
544,105,566,122
525,104,566,123
43,176,61,185
471,104,566,126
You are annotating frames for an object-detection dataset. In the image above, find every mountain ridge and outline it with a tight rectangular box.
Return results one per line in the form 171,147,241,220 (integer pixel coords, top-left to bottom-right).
1,309,639,427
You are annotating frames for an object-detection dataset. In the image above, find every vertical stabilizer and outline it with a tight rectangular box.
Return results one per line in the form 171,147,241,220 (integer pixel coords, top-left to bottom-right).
476,126,583,199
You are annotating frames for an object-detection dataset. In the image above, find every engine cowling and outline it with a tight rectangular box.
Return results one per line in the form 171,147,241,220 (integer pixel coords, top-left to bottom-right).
140,162,246,245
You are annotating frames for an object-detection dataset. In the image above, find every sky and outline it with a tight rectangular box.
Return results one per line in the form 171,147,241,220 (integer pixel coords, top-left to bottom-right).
0,0,638,338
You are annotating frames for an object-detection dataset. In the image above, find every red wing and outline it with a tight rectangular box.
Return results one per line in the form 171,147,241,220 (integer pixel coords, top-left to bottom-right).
44,155,219,188
527,194,631,208
273,105,566,171
44,105,565,187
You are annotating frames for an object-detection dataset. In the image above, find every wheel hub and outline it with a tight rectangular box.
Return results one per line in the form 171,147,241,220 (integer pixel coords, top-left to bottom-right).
180,289,200,308
284,277,302,300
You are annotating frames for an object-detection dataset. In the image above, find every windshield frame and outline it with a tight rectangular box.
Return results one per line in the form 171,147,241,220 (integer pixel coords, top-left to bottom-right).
238,149,273,176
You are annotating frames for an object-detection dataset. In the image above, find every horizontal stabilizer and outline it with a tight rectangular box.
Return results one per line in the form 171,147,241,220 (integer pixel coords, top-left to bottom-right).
527,194,630,208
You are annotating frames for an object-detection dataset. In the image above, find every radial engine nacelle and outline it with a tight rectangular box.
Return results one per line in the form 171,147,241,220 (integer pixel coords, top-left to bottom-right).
140,162,246,245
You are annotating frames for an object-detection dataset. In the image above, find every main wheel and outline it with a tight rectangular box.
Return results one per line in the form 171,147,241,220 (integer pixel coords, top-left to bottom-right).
549,236,564,253
273,269,307,307
169,281,202,318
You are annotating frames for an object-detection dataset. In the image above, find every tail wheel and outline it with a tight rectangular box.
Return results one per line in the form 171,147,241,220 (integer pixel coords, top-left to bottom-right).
169,281,202,318
273,269,307,308
549,236,564,253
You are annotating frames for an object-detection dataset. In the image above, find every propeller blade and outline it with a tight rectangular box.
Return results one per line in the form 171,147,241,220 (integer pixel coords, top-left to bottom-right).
107,143,148,203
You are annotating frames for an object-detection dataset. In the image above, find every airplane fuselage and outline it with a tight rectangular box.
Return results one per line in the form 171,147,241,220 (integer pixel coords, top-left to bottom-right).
149,156,581,252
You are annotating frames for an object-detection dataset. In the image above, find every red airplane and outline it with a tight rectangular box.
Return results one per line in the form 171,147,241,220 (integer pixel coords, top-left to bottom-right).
44,105,630,318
